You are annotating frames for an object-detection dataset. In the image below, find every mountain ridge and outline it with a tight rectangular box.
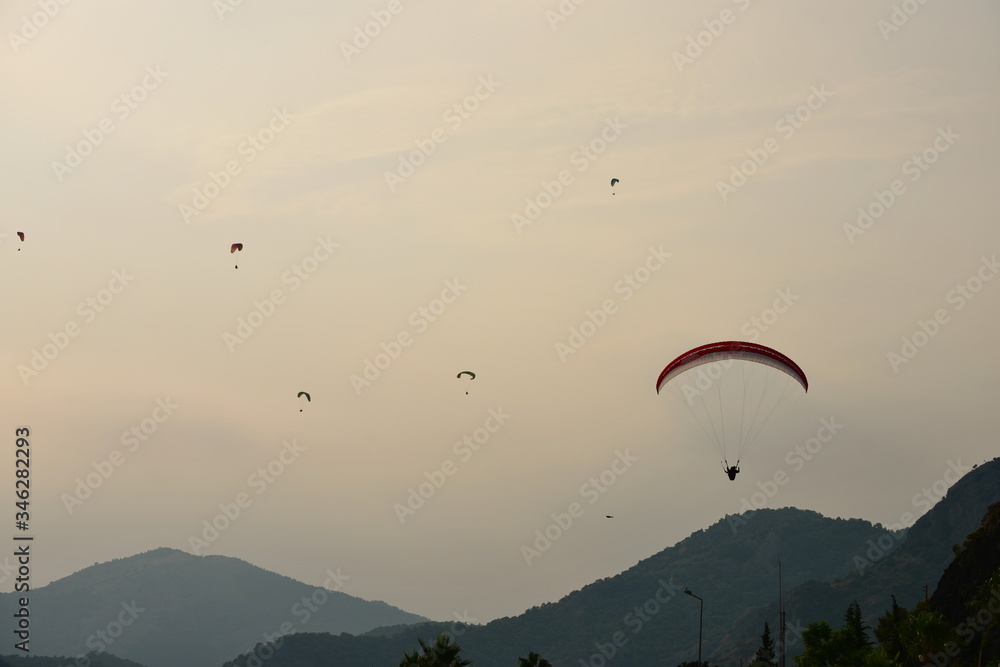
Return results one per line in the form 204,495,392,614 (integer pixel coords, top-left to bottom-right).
0,546,427,667
10,458,998,667
715,456,1000,664
221,457,1000,666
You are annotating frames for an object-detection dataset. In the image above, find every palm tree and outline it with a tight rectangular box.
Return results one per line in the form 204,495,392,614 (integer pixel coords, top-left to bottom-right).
899,607,953,664
518,651,552,666
398,633,473,666
398,651,423,667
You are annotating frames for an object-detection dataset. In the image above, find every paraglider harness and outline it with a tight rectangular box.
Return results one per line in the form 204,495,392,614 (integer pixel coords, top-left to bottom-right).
722,460,740,481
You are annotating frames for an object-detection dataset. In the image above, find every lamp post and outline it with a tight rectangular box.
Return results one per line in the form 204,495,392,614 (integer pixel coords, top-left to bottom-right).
684,587,703,666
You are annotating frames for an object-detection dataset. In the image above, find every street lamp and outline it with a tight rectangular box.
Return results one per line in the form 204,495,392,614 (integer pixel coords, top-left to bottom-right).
684,587,703,666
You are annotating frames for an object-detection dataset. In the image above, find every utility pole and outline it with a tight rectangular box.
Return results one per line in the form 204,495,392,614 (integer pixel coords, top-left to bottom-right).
779,558,786,667
684,588,704,666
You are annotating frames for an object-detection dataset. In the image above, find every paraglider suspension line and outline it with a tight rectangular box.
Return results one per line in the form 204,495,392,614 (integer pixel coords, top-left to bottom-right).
741,372,798,461
715,371,727,461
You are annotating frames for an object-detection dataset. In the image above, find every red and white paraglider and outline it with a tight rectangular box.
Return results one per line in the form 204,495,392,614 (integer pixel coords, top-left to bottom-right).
656,341,807,480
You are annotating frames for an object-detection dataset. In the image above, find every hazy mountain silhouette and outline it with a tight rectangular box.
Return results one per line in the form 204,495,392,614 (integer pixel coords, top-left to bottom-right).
0,547,426,667
715,456,1000,664
224,509,895,666
8,459,996,667
221,457,999,667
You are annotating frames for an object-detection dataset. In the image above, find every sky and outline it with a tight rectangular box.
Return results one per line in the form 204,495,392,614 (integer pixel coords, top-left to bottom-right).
2,0,999,626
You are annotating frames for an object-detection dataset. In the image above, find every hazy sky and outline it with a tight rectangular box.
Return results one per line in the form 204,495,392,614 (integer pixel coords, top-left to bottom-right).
3,0,998,626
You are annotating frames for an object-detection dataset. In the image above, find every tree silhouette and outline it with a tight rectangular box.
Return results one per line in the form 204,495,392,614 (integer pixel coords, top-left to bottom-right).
517,651,552,666
874,595,910,665
965,566,1000,667
898,606,953,666
749,621,776,666
398,633,473,666
795,600,881,667
840,599,873,665
860,645,898,667
795,620,837,667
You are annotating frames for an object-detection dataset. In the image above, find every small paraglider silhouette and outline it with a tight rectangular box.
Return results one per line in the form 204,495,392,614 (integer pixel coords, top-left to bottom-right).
297,391,311,412
231,243,243,268
17,231,24,250
456,371,475,394
610,178,619,195
605,515,614,519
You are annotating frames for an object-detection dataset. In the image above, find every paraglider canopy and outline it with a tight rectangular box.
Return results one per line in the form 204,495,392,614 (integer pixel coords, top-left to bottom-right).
231,243,243,253
610,178,619,187
656,341,807,394
17,232,24,242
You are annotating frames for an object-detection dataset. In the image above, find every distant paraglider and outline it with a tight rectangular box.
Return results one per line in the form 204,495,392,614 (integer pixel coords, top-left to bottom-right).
231,243,243,269
16,231,24,250
610,178,619,195
297,391,311,412
457,371,475,394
